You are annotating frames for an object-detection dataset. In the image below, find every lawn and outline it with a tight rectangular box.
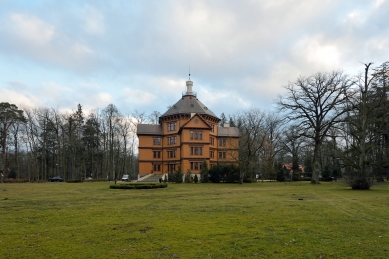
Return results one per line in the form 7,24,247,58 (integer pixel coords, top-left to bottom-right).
1,181,388,258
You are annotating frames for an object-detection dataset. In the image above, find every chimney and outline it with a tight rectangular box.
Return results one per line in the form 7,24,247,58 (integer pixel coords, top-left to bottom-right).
223,123,230,127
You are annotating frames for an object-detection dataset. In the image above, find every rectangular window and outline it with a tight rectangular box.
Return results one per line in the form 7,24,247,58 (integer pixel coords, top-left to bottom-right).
190,162,203,171
168,150,176,158
168,164,176,172
219,152,226,159
210,151,214,158
154,137,161,145
190,131,203,140
219,139,226,146
190,146,203,155
167,122,177,132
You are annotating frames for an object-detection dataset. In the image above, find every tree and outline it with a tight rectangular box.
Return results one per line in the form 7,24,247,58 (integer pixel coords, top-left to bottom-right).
231,108,268,184
278,71,354,183
342,62,389,189
103,104,120,181
200,160,209,183
0,103,26,182
219,113,227,126
173,165,183,183
193,174,198,183
228,117,236,127
275,162,285,182
209,164,223,183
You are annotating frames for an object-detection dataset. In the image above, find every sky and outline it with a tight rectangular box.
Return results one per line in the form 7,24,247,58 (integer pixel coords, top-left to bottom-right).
1,0,388,119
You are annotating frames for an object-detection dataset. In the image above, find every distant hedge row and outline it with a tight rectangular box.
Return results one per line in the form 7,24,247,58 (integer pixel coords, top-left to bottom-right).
110,183,168,189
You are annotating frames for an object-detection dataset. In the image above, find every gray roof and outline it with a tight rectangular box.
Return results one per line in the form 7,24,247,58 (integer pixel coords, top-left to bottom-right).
218,126,240,137
161,95,218,118
137,124,162,135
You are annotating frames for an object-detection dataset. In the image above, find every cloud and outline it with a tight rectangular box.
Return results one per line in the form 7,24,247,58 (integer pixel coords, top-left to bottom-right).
122,87,157,107
83,5,106,35
9,13,55,45
0,88,43,108
1,0,389,118
0,12,98,74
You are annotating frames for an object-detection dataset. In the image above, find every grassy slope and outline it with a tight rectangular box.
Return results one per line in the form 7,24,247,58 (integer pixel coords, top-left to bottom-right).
1,181,388,258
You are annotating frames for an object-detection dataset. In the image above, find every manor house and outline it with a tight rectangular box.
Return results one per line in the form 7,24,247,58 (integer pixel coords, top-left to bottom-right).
137,78,239,176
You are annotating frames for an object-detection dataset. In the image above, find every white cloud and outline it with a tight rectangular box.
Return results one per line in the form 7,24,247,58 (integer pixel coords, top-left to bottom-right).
123,87,157,106
0,12,98,73
83,5,106,35
90,92,114,105
0,88,43,108
9,13,55,46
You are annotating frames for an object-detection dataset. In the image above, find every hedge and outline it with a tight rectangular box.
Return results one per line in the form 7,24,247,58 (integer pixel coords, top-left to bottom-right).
109,183,168,189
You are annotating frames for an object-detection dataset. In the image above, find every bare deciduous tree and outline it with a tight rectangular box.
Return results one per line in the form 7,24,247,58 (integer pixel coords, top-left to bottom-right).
277,71,354,183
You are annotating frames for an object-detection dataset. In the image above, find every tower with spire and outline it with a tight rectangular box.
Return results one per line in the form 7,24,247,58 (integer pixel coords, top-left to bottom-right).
137,75,239,180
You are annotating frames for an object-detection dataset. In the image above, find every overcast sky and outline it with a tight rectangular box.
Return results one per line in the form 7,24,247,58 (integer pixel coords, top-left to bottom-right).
1,0,388,119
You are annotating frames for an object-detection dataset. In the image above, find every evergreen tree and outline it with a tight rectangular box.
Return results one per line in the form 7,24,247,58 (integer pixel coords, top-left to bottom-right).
194,174,198,183
275,162,285,182
184,169,192,183
174,165,183,183
229,117,235,127
200,160,209,183
219,113,227,126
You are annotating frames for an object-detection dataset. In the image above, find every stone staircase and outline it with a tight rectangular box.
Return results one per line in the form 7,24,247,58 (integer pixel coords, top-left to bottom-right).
137,174,163,183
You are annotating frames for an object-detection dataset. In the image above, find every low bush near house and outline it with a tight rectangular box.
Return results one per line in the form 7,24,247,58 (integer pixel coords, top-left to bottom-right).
110,183,168,189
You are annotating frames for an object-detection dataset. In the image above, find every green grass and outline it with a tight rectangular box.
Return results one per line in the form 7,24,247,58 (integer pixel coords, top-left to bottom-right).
1,181,388,258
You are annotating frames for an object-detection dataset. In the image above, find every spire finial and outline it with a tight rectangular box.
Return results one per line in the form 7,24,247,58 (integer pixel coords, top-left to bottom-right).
189,66,191,80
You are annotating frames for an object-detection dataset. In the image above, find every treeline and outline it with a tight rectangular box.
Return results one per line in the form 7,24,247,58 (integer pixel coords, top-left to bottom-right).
217,62,389,189
0,103,153,182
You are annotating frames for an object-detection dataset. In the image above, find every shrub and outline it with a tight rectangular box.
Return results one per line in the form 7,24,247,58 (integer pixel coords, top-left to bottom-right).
110,183,168,189
292,173,300,181
194,174,198,183
173,166,183,183
168,172,174,183
209,165,223,183
2,178,28,183
346,176,373,190
184,170,192,183
200,160,209,183
66,180,82,183
276,166,285,182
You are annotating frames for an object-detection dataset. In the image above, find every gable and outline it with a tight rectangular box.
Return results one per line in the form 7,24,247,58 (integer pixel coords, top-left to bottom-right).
181,114,211,130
